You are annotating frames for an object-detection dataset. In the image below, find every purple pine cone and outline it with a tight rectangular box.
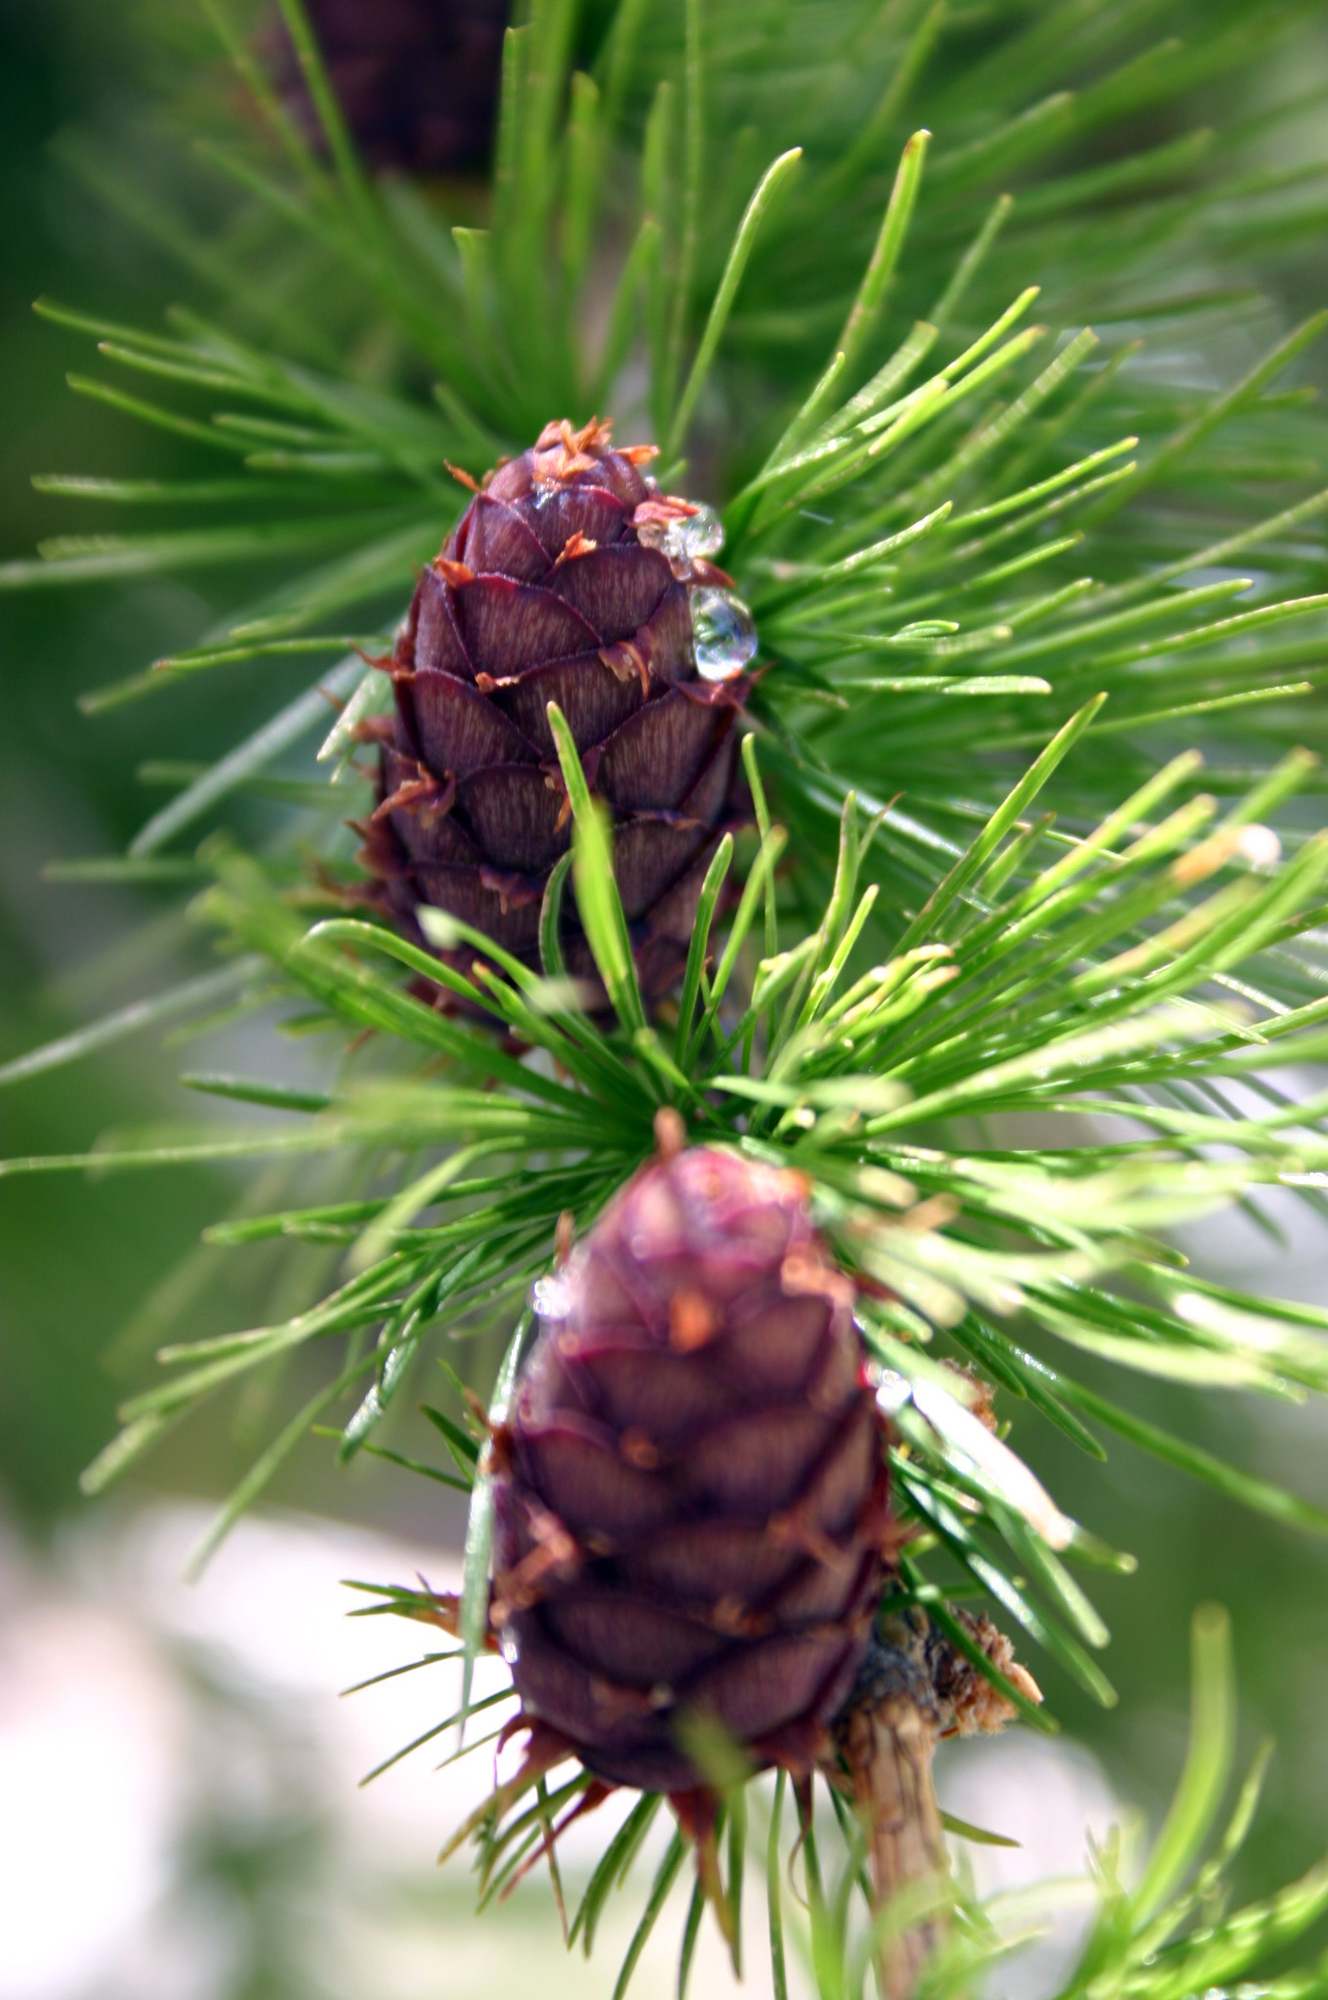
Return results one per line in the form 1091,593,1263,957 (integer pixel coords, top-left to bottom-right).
360,419,753,999
493,1146,889,1795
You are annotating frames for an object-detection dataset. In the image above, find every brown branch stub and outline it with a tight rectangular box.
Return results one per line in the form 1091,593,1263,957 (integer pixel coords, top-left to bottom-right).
833,1610,950,2000
830,1604,1042,2000
653,1106,686,1160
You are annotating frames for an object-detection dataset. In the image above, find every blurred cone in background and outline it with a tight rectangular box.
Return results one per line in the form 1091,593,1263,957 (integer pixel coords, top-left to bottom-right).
270,0,510,175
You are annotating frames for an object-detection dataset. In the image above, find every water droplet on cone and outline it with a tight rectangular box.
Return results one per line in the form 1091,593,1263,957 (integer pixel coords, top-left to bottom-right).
675,503,726,561
691,585,758,680
532,1273,573,1320
637,501,726,566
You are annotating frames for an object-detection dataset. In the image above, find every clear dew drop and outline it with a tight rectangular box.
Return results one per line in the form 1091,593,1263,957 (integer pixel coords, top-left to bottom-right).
676,502,726,561
531,1273,573,1321
874,1369,912,1418
637,501,726,565
690,584,758,680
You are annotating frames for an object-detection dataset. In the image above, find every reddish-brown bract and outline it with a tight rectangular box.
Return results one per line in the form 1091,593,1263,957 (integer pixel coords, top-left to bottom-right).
493,1147,888,1794
361,420,750,997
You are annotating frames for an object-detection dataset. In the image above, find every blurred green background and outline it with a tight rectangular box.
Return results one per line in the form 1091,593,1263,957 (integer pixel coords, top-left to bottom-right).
1,5,1327,1996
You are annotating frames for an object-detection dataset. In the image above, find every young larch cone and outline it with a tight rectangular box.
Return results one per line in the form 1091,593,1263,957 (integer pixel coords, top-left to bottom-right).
359,419,756,999
491,1143,889,1794
269,0,509,176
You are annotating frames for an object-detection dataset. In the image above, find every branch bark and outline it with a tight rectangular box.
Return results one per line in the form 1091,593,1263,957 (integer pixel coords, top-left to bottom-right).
832,1605,1043,2000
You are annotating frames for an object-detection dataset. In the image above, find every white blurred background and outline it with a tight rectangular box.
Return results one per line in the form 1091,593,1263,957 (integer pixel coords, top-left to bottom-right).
0,1501,1122,2000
